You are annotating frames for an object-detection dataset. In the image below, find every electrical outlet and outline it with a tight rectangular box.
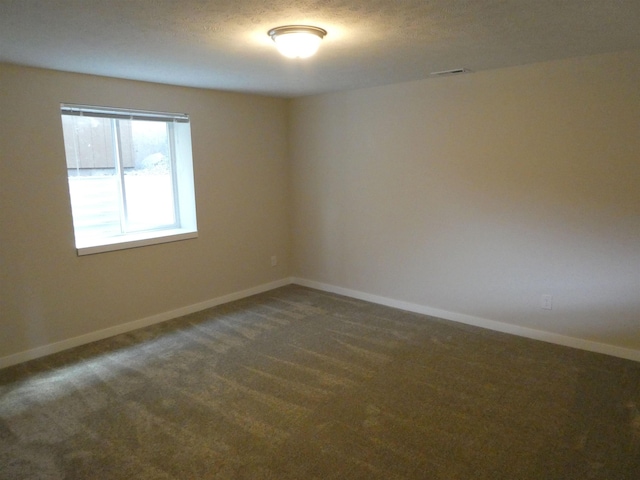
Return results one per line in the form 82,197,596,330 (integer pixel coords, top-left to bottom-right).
270,255,277,267
541,294,553,310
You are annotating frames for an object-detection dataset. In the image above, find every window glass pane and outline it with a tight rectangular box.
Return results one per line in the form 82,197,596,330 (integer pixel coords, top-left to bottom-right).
122,120,176,231
61,104,197,255
62,115,121,239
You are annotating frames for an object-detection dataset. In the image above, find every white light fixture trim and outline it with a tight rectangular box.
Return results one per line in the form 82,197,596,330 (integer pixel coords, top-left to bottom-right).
268,25,327,59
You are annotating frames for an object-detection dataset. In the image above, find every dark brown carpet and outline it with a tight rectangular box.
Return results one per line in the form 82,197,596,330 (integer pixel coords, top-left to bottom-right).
1,285,639,479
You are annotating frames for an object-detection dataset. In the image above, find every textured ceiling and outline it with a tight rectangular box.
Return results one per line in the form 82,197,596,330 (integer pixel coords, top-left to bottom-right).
1,0,640,97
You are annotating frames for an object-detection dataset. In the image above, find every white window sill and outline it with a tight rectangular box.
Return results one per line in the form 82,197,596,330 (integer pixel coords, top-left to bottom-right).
76,229,198,256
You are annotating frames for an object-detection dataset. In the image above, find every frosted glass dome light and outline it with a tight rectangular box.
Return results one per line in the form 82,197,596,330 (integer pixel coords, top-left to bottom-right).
268,25,327,59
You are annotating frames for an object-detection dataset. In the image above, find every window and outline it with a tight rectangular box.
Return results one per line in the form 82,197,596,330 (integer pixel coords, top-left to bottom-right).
60,104,197,255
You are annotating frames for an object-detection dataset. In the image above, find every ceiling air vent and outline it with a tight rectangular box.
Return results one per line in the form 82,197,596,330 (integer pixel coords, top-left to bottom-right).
429,68,471,77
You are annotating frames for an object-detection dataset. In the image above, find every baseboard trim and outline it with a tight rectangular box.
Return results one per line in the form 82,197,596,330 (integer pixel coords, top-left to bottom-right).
0,277,295,370
293,277,640,363
4,276,638,369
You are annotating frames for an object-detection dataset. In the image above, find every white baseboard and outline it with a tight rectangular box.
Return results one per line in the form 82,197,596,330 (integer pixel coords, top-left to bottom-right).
4,276,638,369
293,277,640,363
0,277,294,370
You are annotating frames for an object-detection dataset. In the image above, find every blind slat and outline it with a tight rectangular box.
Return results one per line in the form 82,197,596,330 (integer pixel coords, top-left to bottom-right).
61,104,189,123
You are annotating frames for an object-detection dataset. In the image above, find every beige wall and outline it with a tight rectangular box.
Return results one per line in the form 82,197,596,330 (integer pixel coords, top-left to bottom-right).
290,50,640,351
0,64,291,360
2,50,639,363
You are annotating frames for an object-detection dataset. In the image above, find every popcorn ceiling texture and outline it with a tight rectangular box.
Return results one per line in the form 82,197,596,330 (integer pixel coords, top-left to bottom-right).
0,1,639,95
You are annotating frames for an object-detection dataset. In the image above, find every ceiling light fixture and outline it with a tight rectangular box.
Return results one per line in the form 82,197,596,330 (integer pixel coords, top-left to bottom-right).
268,25,327,59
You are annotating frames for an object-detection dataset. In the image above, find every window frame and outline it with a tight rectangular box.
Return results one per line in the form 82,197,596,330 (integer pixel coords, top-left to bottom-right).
60,103,198,256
